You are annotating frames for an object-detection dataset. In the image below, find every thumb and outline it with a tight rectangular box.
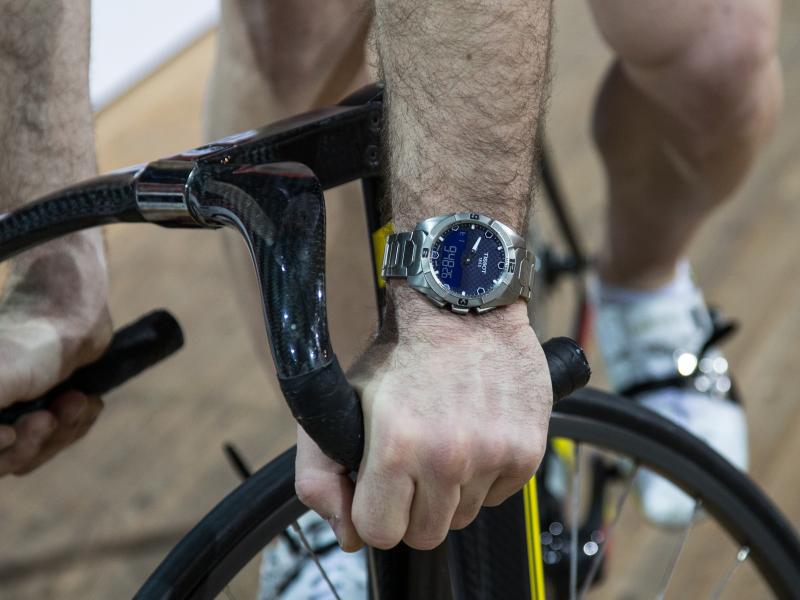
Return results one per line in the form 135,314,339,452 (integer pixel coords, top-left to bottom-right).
295,425,364,552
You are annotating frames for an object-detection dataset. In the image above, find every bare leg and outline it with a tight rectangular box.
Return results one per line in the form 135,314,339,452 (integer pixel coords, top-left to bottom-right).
589,0,783,288
586,0,780,527
204,1,375,374
205,0,371,139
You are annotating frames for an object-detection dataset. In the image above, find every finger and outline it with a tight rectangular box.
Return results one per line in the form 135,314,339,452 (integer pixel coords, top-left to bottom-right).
403,478,461,550
58,393,104,440
351,458,415,550
484,440,545,507
484,474,535,507
449,474,498,531
15,393,103,475
72,395,104,438
295,426,363,552
0,425,16,450
0,411,56,476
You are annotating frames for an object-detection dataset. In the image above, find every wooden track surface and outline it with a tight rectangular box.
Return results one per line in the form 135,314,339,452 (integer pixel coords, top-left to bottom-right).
1,2,798,597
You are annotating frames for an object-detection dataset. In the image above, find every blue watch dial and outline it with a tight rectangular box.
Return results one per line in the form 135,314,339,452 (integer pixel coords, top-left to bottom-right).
430,222,507,297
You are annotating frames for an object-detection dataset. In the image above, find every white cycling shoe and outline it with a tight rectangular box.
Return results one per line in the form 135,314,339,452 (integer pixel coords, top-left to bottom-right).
591,261,748,529
258,511,367,600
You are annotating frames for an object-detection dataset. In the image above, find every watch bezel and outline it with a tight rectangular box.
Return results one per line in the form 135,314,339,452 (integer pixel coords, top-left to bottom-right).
418,212,520,310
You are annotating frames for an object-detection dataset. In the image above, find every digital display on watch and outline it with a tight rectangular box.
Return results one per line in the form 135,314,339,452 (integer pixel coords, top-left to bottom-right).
431,222,506,297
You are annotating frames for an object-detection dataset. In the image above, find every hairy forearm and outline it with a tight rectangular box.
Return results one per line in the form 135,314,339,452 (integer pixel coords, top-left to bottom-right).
0,0,96,213
374,0,553,232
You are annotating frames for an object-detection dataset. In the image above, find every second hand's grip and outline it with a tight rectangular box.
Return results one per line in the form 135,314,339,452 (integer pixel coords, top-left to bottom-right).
283,337,591,473
0,310,184,426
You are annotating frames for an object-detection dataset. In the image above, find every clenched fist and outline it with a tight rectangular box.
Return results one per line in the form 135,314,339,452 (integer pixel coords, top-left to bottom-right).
295,286,551,551
0,231,111,475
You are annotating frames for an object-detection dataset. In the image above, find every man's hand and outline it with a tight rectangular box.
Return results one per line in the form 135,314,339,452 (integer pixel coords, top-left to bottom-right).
295,0,554,552
0,231,111,476
295,288,552,550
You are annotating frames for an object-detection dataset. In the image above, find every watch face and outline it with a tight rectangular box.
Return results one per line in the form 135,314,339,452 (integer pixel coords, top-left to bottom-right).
430,221,507,297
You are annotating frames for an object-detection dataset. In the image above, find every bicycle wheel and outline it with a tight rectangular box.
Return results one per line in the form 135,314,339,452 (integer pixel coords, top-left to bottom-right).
136,389,800,600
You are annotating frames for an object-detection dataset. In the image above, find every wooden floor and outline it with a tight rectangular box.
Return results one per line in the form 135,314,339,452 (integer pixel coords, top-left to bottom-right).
1,2,799,598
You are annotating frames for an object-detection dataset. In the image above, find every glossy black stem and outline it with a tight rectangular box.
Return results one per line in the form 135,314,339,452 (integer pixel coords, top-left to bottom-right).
189,162,365,469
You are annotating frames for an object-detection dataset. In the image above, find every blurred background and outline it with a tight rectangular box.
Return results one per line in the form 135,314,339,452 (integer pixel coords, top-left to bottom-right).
90,0,219,110
1,1,798,598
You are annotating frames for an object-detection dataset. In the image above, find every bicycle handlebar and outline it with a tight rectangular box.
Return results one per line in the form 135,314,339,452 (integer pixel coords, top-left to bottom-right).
0,83,590,472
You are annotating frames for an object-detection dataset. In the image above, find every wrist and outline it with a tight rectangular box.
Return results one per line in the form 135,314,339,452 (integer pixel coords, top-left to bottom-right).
385,282,531,340
3,230,108,301
390,188,529,234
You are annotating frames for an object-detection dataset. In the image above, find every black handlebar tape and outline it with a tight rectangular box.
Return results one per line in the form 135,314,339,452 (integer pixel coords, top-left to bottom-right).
279,356,364,473
0,310,184,426
282,338,590,473
542,337,592,402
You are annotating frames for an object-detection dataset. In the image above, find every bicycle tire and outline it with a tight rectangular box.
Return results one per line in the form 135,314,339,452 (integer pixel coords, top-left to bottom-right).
446,389,800,600
136,389,800,599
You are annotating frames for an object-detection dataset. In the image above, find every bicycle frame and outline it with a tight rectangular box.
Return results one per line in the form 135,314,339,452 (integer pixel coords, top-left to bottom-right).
0,82,591,599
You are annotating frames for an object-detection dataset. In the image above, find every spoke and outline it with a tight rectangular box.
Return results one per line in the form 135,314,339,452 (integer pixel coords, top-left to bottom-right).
655,499,702,600
578,463,640,599
368,547,382,600
291,521,343,600
569,443,582,600
708,546,750,600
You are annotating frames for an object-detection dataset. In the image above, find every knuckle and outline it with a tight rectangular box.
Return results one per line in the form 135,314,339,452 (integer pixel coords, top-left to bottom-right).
506,438,545,480
424,434,470,481
379,429,416,475
294,475,329,511
478,435,508,472
80,321,113,364
721,16,775,69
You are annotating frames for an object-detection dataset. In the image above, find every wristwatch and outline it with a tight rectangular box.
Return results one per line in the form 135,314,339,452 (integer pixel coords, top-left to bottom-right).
381,212,536,314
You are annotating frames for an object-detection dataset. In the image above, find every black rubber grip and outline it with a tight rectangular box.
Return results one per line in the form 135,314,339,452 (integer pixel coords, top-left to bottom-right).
542,337,592,402
282,338,590,473
0,310,184,426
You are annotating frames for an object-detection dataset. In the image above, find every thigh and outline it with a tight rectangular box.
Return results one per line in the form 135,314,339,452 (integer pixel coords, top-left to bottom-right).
216,0,372,112
211,4,377,388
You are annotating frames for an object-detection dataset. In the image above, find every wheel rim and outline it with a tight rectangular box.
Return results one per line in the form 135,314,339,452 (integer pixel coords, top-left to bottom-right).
138,395,799,600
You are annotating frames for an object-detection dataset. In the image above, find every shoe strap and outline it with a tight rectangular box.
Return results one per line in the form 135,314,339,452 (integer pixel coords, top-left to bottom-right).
619,310,740,403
